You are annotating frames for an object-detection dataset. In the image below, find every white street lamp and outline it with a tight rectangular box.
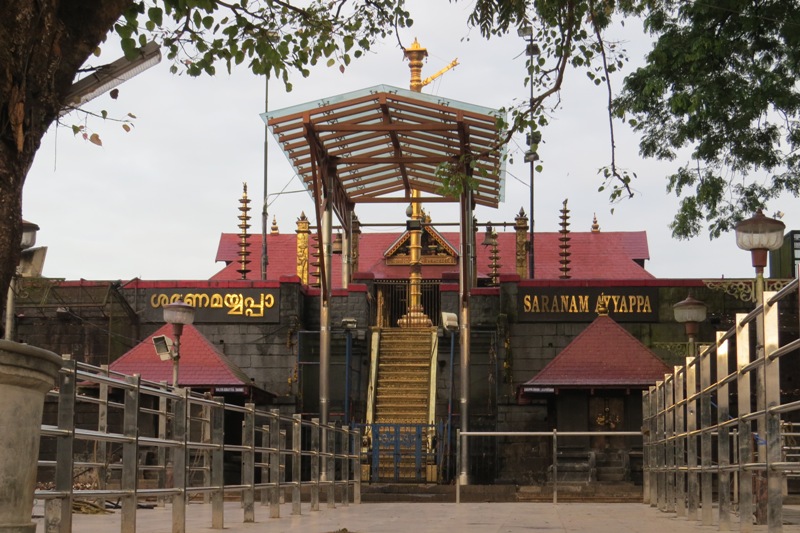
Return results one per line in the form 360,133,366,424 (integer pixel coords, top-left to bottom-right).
735,209,786,275
673,294,707,348
163,299,195,387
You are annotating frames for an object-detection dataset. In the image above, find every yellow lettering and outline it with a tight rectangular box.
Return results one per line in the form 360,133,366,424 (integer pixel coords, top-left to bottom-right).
542,296,550,312
628,295,637,312
225,294,244,315
611,295,620,311
578,295,589,313
523,294,531,313
531,296,540,313
210,294,223,308
560,295,570,312
184,293,210,308
619,296,628,313
150,293,170,308
264,293,275,308
549,296,560,313
568,297,578,313
642,296,651,313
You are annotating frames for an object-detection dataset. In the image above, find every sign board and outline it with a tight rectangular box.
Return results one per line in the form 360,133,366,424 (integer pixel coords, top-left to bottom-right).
143,289,280,323
518,287,659,322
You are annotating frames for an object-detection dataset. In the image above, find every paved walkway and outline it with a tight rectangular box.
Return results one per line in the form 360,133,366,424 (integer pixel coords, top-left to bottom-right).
33,501,800,532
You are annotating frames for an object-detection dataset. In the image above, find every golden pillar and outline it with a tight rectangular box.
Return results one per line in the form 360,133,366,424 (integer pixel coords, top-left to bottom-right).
398,38,432,327
295,212,310,284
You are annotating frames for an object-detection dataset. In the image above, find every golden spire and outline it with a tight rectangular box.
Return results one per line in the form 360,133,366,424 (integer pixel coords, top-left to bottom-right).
237,183,251,280
271,215,279,235
559,199,571,279
403,38,428,92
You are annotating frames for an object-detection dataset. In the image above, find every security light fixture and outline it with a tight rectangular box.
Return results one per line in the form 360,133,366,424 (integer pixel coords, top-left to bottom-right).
20,220,39,251
152,335,174,362
341,317,357,330
441,312,458,332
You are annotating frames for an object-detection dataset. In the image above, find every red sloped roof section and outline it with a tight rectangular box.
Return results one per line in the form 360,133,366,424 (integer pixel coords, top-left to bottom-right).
212,229,652,282
110,324,251,388
523,315,670,388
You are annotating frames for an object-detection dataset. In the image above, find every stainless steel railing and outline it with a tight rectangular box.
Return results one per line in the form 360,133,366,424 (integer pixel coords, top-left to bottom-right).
35,360,360,533
644,277,800,532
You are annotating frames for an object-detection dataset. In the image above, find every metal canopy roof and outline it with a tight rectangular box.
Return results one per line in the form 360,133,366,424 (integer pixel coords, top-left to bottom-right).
264,84,506,222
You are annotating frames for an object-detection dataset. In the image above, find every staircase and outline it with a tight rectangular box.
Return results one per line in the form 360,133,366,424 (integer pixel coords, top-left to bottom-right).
364,327,438,482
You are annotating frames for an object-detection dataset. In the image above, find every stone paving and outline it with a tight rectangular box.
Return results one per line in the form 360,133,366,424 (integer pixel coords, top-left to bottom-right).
32,501,800,533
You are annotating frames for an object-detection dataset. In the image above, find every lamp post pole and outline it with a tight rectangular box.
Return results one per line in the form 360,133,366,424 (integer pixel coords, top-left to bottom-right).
163,300,196,388
734,209,785,525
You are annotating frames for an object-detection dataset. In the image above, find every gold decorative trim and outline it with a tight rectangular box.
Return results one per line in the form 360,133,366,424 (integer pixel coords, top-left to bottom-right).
702,279,792,302
652,342,689,358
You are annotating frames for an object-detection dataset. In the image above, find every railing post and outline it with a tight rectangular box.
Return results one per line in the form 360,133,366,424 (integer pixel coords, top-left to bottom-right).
717,332,731,530
201,399,212,504
280,429,287,504
648,385,658,507
172,388,188,533
242,402,255,523
455,429,461,504
97,365,110,512
665,373,676,513
121,374,140,533
353,427,362,505
261,424,269,506
552,428,558,505
311,418,320,511
642,387,652,505
269,409,281,518
736,312,753,533
656,379,666,511
211,396,225,529
763,291,783,532
674,365,686,517
47,357,75,533
342,426,350,506
157,382,168,508
686,356,699,520
700,347,713,526
327,423,336,508
292,414,302,515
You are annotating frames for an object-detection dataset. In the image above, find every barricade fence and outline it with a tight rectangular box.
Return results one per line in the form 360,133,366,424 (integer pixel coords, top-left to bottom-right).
455,430,644,504
34,361,361,533
644,277,800,532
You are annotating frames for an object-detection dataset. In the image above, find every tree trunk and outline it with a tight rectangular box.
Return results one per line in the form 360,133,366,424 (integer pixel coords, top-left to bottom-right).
0,1,132,322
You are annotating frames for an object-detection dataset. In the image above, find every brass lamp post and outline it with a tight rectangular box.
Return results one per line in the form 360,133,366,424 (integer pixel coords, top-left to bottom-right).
673,295,707,349
163,299,195,387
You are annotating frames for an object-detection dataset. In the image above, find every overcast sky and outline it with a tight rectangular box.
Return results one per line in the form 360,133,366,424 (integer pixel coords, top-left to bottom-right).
22,2,798,282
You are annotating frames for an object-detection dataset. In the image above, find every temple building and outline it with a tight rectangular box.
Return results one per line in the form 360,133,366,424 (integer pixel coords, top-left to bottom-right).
12,41,800,487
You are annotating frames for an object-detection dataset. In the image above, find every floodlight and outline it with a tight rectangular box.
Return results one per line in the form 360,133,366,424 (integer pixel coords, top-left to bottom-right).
441,312,458,332
341,318,357,330
153,335,174,361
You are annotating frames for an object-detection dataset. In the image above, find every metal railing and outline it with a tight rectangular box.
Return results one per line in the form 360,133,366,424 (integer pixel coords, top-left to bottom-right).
35,360,361,533
455,430,644,503
644,277,800,532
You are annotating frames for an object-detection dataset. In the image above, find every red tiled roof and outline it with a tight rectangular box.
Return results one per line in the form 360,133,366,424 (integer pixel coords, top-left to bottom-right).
212,229,652,283
110,324,252,388
523,315,670,388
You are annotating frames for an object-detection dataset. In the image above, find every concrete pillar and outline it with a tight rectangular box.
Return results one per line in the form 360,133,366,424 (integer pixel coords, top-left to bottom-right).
0,340,62,533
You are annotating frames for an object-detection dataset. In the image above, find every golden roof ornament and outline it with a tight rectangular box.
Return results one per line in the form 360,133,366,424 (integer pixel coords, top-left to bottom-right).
596,293,609,316
559,199,571,279
591,213,600,232
271,215,279,235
